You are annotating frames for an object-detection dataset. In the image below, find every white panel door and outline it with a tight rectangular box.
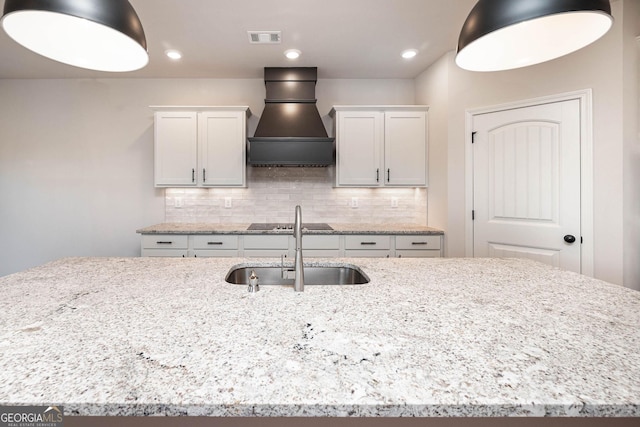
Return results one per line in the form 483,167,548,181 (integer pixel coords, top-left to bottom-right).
199,111,246,187
473,100,581,272
336,111,383,186
384,111,427,186
154,112,197,186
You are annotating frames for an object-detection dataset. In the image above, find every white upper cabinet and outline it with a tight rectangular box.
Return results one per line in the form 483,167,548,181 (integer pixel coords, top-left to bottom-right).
199,111,246,187
331,106,428,188
154,111,198,186
384,111,427,186
152,106,249,187
335,111,383,186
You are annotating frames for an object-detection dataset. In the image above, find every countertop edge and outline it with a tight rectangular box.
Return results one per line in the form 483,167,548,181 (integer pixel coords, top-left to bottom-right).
62,402,640,417
136,223,444,236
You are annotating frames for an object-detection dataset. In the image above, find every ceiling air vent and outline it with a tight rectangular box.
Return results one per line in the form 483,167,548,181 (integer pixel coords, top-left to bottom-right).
248,31,281,44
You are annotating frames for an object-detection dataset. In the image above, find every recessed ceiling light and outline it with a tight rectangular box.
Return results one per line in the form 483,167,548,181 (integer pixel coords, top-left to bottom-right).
402,49,418,59
284,49,301,60
165,49,182,60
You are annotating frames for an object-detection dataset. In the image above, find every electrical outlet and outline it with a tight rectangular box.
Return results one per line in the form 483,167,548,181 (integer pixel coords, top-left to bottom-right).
351,197,358,208
391,197,399,208
174,197,183,208
224,197,232,208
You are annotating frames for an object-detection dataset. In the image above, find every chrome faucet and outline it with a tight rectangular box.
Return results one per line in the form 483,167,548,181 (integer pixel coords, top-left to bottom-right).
293,205,304,292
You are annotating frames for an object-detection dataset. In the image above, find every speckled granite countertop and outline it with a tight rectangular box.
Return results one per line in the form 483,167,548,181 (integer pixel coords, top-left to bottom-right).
1,257,639,417
136,223,444,235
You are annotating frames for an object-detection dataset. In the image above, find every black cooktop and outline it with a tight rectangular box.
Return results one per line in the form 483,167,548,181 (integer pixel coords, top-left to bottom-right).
247,223,333,231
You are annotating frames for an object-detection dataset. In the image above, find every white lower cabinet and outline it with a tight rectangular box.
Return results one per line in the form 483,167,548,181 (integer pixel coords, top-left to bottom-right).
243,235,290,257
345,235,392,258
192,235,239,258
302,235,340,258
395,235,442,258
140,233,443,258
141,235,189,257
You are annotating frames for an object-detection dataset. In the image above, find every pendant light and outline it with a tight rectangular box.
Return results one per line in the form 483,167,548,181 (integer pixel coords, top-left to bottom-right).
456,0,613,72
1,0,148,72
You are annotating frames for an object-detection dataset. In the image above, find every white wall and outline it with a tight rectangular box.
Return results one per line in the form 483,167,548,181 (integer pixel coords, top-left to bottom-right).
414,57,449,234
416,1,638,287
622,1,640,289
0,77,414,277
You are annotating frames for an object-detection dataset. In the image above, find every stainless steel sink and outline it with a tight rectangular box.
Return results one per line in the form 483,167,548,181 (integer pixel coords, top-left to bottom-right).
225,264,369,286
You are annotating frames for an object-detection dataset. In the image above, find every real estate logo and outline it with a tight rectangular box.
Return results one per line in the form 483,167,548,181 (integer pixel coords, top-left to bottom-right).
0,406,63,427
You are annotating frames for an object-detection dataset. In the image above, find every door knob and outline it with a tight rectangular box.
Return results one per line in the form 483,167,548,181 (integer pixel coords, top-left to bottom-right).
564,235,576,244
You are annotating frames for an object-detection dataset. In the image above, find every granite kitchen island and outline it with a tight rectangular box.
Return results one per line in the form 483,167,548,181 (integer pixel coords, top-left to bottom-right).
0,257,639,425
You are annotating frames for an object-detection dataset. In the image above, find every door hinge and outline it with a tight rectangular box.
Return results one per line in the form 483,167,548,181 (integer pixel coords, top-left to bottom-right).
471,131,477,143
472,210,475,220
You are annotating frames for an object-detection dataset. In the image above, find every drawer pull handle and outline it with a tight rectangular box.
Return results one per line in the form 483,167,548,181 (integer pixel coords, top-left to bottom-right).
360,242,377,245
156,241,173,245
207,242,224,245
412,242,428,245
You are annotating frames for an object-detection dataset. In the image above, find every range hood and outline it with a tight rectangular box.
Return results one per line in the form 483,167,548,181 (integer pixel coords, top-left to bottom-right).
248,67,334,167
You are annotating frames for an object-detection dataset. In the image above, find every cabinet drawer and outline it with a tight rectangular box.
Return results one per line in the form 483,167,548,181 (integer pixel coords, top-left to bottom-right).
193,235,238,250
244,250,289,258
141,248,188,257
345,250,390,258
141,235,188,249
345,235,391,250
396,250,441,258
304,250,341,258
193,250,239,258
303,235,340,250
243,235,290,250
395,235,441,250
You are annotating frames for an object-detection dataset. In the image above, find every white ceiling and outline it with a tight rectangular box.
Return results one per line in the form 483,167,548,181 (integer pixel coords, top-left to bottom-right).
0,0,479,79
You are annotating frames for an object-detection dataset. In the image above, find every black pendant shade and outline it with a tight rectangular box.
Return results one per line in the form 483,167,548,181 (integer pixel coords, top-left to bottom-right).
1,0,148,72
456,0,613,72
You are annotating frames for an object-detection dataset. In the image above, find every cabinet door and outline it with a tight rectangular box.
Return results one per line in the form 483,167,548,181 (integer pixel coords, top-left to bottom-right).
154,112,198,187
303,235,341,258
243,235,290,257
336,111,383,186
384,111,427,186
199,111,246,187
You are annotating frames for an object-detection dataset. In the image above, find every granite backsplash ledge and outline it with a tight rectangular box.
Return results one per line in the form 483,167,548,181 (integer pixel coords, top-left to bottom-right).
165,167,427,225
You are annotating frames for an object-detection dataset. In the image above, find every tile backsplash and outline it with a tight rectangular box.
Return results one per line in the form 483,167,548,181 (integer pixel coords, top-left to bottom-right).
165,167,427,224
